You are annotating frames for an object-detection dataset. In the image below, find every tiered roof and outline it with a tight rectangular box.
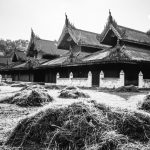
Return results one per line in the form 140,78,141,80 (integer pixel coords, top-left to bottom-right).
11,50,27,62
57,14,109,49
13,58,48,70
41,51,90,67
100,11,150,45
27,29,68,57
118,26,150,45
5,12,150,71
0,56,11,66
0,49,27,70
83,44,150,63
39,43,150,68
39,12,150,67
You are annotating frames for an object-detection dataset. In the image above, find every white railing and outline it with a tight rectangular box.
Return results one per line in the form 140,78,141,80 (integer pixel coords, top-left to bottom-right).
56,71,92,87
99,70,125,88
138,71,150,88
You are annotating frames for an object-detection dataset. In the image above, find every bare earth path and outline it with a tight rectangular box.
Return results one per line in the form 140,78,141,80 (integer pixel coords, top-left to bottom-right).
48,89,147,110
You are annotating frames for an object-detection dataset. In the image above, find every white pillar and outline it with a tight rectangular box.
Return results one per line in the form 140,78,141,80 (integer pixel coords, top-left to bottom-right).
99,71,104,87
120,70,125,86
56,73,60,85
69,72,73,85
138,71,144,88
88,71,92,87
69,72,73,79
56,73,60,79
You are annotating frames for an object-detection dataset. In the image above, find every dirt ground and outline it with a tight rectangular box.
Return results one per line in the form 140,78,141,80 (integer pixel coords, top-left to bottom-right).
0,84,149,146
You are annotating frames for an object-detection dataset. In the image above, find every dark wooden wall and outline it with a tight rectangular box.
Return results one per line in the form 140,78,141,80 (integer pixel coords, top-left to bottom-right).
2,63,150,87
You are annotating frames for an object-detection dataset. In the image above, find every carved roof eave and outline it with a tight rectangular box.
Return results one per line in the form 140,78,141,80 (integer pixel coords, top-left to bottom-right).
121,38,150,47
100,24,122,43
103,45,131,62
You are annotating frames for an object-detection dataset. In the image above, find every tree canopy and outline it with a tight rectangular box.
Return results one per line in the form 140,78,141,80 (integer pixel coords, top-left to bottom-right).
0,39,29,56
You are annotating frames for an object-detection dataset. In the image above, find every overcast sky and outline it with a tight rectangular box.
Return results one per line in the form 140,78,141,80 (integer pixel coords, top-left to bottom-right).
0,0,150,41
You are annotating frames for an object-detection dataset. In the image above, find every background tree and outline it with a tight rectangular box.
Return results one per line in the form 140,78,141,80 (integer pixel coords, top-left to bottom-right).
0,39,29,56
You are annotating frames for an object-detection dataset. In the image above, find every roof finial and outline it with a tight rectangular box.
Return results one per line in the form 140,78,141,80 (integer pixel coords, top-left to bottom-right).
108,9,113,23
65,13,69,26
31,28,35,38
109,9,111,16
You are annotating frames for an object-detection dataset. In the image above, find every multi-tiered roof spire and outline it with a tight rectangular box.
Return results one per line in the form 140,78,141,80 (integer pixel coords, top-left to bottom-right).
65,13,69,26
108,9,113,24
31,28,35,39
65,13,75,28
107,10,117,27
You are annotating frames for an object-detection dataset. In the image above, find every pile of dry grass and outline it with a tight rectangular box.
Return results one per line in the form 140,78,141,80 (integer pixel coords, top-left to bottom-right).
118,142,150,150
5,100,150,149
140,93,150,112
98,131,128,150
94,102,150,142
109,110,150,142
59,86,90,99
0,85,53,107
5,102,110,149
115,85,139,92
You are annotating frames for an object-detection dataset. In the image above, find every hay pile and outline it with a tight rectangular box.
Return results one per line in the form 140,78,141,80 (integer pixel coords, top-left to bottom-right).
5,102,105,149
5,101,150,149
140,93,150,112
0,85,53,107
59,86,90,99
113,111,150,142
115,85,139,92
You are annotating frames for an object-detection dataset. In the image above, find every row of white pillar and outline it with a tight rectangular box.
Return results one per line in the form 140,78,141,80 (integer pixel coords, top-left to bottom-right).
56,71,92,79
56,71,147,88
56,70,124,87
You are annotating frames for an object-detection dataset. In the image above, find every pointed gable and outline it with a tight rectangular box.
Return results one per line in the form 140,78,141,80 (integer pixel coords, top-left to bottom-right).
26,29,68,58
12,50,27,62
100,10,150,46
26,29,40,57
57,14,107,50
100,10,123,46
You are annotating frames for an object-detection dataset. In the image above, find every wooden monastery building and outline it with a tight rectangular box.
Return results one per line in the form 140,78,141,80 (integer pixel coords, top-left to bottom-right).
1,11,150,88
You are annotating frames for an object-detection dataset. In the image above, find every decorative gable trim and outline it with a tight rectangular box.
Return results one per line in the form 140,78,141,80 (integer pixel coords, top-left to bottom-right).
103,45,130,61
57,14,77,49
100,25,122,43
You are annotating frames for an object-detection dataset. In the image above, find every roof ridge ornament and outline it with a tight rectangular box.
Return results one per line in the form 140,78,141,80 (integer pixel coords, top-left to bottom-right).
31,28,35,38
30,28,40,40
65,13,75,29
107,10,117,27
99,10,121,43
108,9,113,24
65,13,69,27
